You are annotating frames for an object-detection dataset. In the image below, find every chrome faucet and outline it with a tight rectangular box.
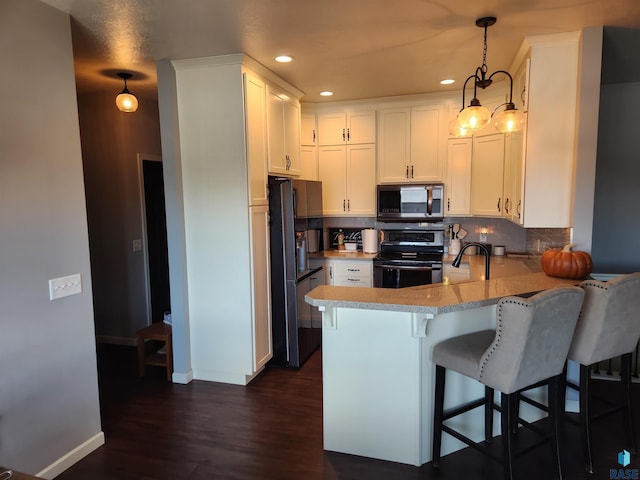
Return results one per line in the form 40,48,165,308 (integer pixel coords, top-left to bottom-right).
452,242,491,280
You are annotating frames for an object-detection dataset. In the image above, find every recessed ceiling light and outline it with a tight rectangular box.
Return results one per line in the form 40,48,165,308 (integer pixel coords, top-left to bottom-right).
320,91,334,97
275,55,293,63
440,79,455,85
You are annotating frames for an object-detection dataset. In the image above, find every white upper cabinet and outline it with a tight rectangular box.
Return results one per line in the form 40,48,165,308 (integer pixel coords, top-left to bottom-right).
511,32,580,227
445,137,472,216
267,84,301,176
317,110,376,146
244,72,268,206
301,112,317,146
378,104,445,183
318,144,376,216
502,130,525,224
410,105,445,182
471,133,505,217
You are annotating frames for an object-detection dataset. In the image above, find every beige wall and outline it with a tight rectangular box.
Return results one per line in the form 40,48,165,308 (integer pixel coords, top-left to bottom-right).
77,91,162,342
0,0,102,476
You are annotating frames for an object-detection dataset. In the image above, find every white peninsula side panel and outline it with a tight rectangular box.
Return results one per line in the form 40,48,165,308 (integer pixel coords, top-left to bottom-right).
321,305,498,466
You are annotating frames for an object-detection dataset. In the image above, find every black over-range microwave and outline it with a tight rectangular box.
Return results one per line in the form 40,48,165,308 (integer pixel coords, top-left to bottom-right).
377,183,445,222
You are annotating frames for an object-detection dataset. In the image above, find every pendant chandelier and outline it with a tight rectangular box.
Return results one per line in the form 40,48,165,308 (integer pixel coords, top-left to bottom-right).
115,72,139,113
450,17,524,137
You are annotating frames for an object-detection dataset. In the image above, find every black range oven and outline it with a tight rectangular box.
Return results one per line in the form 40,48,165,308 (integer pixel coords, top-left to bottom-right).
373,229,444,288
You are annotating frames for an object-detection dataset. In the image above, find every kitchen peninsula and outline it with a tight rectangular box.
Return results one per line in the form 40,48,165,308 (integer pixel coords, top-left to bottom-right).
305,256,580,466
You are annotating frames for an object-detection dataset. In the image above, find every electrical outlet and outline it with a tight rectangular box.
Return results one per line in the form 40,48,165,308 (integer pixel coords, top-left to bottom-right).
49,273,82,301
132,239,142,252
479,232,487,242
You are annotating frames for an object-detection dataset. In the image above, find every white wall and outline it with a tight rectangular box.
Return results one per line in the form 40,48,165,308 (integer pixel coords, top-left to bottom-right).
0,0,103,476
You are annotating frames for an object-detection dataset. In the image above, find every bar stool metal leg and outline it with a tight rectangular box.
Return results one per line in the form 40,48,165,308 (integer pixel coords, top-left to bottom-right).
621,352,637,454
579,364,594,474
500,392,516,480
485,386,495,443
548,375,563,480
432,364,446,468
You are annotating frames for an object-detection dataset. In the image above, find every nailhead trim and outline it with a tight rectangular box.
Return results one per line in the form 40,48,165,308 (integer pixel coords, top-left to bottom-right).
479,299,530,380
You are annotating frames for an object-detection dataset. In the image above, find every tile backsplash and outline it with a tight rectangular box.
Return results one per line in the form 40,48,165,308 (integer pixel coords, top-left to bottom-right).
322,216,570,255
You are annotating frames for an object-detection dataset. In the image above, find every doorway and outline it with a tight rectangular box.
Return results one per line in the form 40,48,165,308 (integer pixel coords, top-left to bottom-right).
138,154,171,324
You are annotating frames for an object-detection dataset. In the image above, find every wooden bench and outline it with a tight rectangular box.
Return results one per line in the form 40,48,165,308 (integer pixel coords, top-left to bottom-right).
136,322,173,381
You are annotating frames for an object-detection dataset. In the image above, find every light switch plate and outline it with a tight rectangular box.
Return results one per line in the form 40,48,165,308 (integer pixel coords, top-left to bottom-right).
49,273,82,301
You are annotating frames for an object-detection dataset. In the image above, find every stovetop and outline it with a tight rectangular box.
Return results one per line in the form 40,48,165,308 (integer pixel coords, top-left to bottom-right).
375,229,444,264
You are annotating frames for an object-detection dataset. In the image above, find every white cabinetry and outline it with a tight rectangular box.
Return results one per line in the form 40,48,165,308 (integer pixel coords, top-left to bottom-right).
167,55,300,384
301,112,317,146
249,204,272,371
317,110,376,145
267,84,300,176
327,259,372,287
502,131,525,223
299,112,318,180
445,137,472,216
510,32,580,227
245,73,268,206
378,105,445,183
471,133,505,217
318,144,376,216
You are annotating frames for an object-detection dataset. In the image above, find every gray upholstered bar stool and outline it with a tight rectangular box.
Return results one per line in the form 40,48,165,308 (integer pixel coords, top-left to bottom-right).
432,286,585,480
565,272,640,474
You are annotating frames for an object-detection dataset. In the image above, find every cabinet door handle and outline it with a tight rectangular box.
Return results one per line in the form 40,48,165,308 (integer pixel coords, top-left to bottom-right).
342,128,346,142
329,266,333,280
497,197,501,213
347,199,350,211
505,198,510,214
411,165,414,178
347,128,350,141
313,129,316,143
343,199,346,211
447,197,451,212
406,165,409,178
517,200,522,218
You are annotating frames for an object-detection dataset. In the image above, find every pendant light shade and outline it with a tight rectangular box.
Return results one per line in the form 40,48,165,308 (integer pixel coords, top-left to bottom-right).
115,72,138,112
492,103,526,133
449,116,467,137
457,100,491,132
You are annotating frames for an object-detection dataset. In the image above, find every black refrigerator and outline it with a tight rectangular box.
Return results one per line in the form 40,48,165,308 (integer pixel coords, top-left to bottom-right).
268,176,323,367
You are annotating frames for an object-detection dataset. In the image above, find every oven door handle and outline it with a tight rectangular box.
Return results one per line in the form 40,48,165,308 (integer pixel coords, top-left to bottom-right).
374,264,442,271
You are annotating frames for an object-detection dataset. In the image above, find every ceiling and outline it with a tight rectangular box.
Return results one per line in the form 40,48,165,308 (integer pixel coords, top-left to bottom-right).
40,0,640,103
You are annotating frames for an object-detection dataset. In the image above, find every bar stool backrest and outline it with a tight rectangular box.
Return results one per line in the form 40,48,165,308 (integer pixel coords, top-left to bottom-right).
479,286,585,394
568,272,640,366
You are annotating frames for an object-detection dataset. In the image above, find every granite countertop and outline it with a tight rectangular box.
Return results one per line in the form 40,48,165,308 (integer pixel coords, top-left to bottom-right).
306,256,582,315
311,250,378,260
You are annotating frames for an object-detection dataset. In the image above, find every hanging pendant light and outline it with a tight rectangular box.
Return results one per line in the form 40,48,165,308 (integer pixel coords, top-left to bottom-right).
115,72,138,113
452,17,524,136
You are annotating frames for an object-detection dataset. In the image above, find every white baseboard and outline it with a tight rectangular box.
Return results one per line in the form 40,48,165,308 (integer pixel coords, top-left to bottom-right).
36,431,105,479
172,369,193,384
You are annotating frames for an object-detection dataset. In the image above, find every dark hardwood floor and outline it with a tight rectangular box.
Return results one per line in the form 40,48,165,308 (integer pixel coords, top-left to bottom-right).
55,344,638,480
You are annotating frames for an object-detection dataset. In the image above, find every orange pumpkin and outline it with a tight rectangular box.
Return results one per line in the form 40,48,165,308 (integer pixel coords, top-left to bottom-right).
541,244,593,280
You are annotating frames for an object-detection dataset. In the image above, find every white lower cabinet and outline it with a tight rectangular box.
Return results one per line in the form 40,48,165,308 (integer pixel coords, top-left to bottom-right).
249,205,273,371
327,259,373,287
308,266,324,328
